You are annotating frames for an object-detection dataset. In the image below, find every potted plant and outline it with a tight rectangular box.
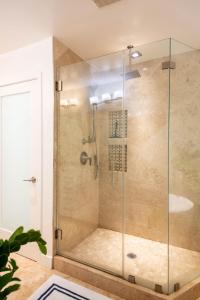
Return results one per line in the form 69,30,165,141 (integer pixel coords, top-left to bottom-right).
0,226,47,300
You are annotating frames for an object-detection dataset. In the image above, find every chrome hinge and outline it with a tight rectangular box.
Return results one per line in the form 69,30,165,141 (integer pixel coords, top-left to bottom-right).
55,80,63,92
174,283,180,292
162,61,176,70
155,284,163,294
55,228,62,240
128,275,136,284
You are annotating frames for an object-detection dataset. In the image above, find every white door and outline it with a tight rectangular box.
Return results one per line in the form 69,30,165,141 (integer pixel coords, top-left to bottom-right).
0,79,41,261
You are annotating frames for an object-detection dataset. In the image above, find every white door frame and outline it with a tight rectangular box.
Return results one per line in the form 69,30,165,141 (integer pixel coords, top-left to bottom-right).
0,74,43,261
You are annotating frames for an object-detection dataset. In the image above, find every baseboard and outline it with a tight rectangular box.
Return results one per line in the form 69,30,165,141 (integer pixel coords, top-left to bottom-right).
39,253,53,269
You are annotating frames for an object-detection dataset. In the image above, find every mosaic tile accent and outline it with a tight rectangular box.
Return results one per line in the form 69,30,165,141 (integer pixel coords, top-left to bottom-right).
109,110,128,138
108,144,127,172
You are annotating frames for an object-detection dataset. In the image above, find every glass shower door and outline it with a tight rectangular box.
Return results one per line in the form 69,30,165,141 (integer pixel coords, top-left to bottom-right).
56,51,125,276
169,39,200,293
123,39,171,294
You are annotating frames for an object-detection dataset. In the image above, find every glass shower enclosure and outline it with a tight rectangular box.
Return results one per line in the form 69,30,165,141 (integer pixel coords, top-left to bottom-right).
56,38,200,295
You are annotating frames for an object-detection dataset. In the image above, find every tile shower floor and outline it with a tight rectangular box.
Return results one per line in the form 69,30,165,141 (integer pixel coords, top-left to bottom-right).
67,228,200,293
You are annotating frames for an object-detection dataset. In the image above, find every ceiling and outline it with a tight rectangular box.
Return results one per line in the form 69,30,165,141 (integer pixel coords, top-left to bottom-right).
0,0,200,59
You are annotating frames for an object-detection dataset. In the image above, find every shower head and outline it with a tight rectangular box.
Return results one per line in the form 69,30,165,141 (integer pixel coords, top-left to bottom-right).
126,45,142,80
127,45,142,60
125,69,141,80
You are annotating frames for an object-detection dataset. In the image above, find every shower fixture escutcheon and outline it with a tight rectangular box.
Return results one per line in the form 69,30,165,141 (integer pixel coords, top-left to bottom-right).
80,151,92,166
82,136,95,144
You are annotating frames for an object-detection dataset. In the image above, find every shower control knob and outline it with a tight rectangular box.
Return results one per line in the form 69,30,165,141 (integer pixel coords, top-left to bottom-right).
80,152,92,166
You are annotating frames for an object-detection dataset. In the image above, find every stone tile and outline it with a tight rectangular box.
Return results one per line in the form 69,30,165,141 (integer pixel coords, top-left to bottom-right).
64,228,200,294
8,254,125,300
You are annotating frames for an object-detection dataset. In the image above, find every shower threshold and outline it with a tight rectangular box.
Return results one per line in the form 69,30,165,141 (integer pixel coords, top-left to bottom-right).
55,228,200,298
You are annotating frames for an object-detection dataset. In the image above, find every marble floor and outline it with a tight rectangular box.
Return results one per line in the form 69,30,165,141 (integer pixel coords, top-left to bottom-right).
66,228,200,294
8,253,124,300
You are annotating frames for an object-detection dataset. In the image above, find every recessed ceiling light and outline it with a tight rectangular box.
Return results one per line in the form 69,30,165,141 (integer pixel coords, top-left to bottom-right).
131,51,142,59
92,0,121,8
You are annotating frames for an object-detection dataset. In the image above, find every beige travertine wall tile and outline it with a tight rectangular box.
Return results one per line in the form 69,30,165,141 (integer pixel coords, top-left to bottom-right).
54,38,82,67
98,58,169,244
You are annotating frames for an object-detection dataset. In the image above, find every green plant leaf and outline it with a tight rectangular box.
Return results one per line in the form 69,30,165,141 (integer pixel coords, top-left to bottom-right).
15,233,29,245
9,241,21,253
0,241,10,256
0,255,8,270
37,241,47,255
0,259,20,291
26,230,41,242
0,284,20,299
0,226,47,299
9,227,24,243
0,272,20,290
0,267,10,272
38,237,46,245
9,259,18,272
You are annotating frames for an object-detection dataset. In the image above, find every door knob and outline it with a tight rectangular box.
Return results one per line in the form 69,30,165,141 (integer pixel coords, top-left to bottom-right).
23,176,36,183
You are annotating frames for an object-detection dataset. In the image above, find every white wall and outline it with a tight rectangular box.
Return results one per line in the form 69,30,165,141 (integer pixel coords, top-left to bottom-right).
0,37,55,267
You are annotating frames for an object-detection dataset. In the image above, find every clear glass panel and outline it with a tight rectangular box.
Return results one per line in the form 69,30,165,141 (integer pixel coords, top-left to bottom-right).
169,39,200,292
1,92,31,231
123,39,170,294
57,39,200,294
56,51,124,276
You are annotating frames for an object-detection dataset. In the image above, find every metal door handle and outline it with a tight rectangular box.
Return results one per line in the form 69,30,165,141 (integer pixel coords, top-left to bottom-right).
23,176,36,183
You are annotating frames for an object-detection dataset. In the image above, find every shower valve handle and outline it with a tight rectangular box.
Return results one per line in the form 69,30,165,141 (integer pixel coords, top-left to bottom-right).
80,152,92,166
